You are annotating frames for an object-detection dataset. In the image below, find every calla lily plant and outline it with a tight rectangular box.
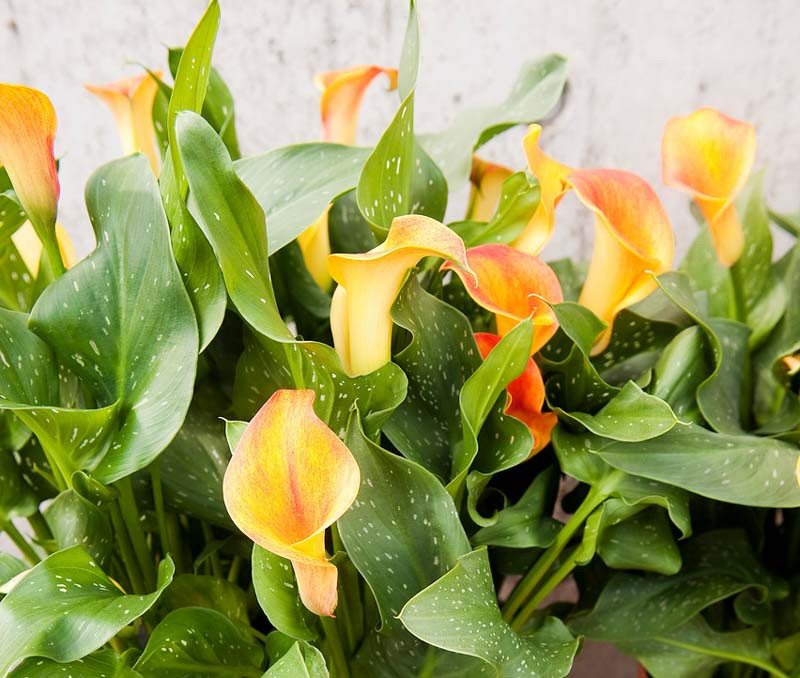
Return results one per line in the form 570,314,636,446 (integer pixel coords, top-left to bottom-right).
0,3,799,678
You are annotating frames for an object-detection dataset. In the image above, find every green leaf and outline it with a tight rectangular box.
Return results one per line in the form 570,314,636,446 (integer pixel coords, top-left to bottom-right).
134,607,263,678
338,414,471,628
0,553,26,588
400,548,579,677
160,574,249,627
555,381,678,442
28,155,198,483
357,93,415,233
166,0,220,197
618,615,779,678
0,237,37,313
682,228,734,319
11,649,142,677
176,112,290,341
0,448,38,523
252,546,317,642
157,402,232,528
43,487,114,566
650,326,711,422
398,0,419,100
168,47,240,159
263,640,327,678
0,546,174,675
420,55,567,186
0,192,27,249
570,530,782,642
585,422,800,507
328,190,377,254
236,144,369,255
471,465,560,549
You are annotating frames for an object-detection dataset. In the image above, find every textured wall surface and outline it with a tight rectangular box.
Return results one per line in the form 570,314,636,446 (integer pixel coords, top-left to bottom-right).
2,0,799,261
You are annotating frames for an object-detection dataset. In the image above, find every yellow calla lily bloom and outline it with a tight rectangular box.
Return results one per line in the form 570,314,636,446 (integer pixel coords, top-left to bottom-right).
442,243,563,355
571,169,674,353
223,389,360,617
662,108,756,267
512,124,571,256
296,65,399,291
85,71,163,174
0,84,63,272
315,65,398,145
466,156,513,222
328,214,471,376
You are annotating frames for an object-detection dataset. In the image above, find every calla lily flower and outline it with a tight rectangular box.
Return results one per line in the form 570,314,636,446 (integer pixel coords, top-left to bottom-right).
662,108,756,267
571,169,674,353
466,156,513,222
512,124,571,255
315,65,398,145
297,205,333,290
475,332,557,457
329,214,471,376
223,389,360,617
12,221,77,276
442,244,563,355
0,84,61,269
85,71,162,174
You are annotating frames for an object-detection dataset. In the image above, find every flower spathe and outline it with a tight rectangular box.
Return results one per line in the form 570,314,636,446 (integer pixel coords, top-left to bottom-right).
662,107,756,267
466,156,513,222
512,124,571,255
85,71,163,174
442,244,563,355
475,332,557,457
571,168,674,353
329,214,471,376
222,389,360,617
315,64,398,145
0,84,60,248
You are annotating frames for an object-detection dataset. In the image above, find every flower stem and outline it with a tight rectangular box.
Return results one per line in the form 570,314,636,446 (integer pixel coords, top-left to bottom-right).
108,500,145,593
321,615,350,678
201,522,222,578
227,556,242,584
3,520,40,565
502,484,608,622
149,462,172,560
511,546,579,631
116,476,155,591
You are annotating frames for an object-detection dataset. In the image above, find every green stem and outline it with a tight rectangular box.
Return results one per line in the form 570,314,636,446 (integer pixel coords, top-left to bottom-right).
109,500,146,594
729,262,754,427
330,524,358,653
150,462,171,559
201,523,223,578
321,616,350,678
27,511,53,547
227,556,243,584
502,484,609,622
165,513,186,573
729,262,748,323
42,233,66,278
3,520,40,564
653,636,789,678
511,546,579,631
116,476,155,591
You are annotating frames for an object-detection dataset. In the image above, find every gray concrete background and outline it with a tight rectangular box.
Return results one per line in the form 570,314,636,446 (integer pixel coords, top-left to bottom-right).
2,0,799,261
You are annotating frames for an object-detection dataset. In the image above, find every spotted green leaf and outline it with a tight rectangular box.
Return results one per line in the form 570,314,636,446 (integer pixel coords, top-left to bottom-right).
420,55,568,186
0,546,174,675
399,548,579,677
10,649,142,678
555,381,678,442
134,607,263,678
650,326,711,422
570,530,783,642
43,487,113,566
236,144,369,255
263,640,327,678
160,574,249,627
27,155,198,483
0,553,25,588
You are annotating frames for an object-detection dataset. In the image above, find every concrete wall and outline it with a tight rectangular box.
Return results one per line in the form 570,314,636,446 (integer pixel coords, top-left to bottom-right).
3,0,798,261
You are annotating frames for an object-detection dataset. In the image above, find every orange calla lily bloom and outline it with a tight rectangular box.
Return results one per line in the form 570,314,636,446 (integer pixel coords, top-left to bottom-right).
662,108,756,267
442,244,563,355
512,124,572,255
0,84,62,271
223,390,360,617
315,65,398,145
85,71,163,174
329,214,471,376
466,156,514,222
571,169,674,353
475,332,557,457
296,65,398,290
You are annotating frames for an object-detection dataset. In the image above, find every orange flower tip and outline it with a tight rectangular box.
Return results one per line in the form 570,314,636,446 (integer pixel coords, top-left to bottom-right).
0,84,60,231
441,244,563,353
568,169,674,269
222,389,360,615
